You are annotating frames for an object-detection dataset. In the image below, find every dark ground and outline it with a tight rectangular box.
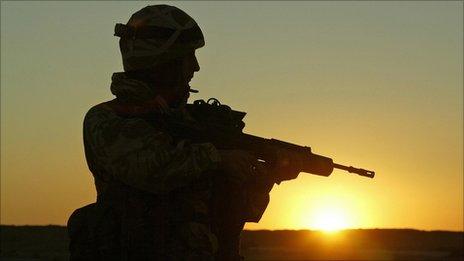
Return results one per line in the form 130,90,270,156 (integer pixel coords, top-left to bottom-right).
1,225,463,260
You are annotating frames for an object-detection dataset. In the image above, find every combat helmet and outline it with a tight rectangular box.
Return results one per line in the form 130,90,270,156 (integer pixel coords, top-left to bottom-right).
115,5,204,72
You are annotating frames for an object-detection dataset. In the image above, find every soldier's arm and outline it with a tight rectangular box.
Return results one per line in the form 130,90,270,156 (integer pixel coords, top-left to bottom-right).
83,106,221,194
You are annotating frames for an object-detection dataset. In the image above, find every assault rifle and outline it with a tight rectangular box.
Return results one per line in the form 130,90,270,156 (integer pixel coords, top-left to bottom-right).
167,98,375,179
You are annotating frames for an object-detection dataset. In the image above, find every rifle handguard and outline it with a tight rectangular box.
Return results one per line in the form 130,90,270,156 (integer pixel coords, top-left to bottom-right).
302,154,334,177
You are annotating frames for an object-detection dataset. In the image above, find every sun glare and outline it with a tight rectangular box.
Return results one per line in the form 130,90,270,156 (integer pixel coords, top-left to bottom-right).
310,207,349,233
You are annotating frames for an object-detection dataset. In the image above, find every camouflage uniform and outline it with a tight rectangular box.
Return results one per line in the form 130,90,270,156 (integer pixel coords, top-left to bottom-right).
68,5,273,261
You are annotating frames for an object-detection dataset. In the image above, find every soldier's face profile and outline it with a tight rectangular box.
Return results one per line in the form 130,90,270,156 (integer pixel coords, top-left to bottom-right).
175,50,200,105
181,51,200,85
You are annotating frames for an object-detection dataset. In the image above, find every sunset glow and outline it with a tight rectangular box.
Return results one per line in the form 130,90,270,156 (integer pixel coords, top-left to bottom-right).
311,207,349,232
1,2,462,232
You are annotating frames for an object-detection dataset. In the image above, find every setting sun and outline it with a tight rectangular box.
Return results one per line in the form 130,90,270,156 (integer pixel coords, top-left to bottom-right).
301,194,357,232
311,207,349,232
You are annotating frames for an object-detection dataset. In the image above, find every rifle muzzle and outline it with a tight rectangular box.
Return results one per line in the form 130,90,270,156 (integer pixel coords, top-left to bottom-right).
333,163,375,178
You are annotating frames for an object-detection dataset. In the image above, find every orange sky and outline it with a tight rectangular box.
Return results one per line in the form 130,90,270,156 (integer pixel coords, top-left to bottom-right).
1,1,463,231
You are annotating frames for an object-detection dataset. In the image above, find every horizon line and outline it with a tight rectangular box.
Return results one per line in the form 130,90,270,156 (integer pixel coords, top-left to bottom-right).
1,224,463,233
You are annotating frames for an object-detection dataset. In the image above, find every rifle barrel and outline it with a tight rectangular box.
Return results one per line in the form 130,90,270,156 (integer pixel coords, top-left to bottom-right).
333,163,375,178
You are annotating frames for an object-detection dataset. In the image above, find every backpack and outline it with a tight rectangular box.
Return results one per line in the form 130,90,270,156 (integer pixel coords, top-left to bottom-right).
67,202,122,260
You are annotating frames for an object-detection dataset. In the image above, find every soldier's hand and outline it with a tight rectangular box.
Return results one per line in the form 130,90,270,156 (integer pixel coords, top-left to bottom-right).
272,149,304,182
218,150,260,184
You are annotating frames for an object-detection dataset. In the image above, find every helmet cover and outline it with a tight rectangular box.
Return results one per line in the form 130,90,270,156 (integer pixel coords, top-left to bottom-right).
116,5,205,71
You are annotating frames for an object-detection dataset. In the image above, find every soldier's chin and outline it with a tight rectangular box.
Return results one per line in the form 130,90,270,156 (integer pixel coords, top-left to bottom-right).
177,83,190,106
180,96,189,107
184,84,191,101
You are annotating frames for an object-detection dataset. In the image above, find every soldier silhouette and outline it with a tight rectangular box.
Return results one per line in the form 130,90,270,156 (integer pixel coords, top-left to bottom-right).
68,5,301,260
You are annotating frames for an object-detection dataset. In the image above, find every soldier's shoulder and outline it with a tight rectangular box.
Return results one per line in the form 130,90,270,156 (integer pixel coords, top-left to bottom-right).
83,101,119,126
86,100,117,116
